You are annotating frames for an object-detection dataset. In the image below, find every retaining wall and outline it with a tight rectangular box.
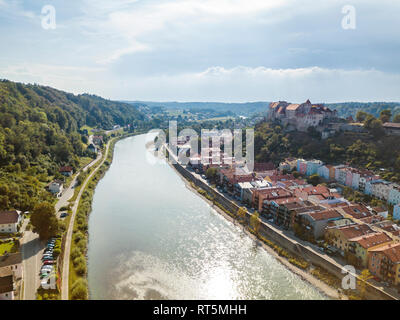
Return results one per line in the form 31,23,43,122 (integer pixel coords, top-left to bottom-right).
172,162,396,300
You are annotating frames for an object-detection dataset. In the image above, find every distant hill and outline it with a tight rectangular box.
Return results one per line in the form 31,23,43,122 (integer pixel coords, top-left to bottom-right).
125,101,270,116
127,100,400,119
327,102,400,119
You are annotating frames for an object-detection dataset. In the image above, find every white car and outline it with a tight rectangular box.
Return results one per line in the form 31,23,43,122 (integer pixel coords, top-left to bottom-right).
41,266,53,272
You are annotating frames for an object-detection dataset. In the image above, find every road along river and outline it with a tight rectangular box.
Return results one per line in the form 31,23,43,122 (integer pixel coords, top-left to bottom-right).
87,134,327,300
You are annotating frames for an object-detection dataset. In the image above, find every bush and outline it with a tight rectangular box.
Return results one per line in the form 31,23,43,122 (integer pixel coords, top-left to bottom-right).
71,279,88,300
71,247,81,260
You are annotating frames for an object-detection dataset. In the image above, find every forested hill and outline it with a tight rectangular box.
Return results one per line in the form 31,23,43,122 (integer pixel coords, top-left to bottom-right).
325,102,400,119
0,79,145,211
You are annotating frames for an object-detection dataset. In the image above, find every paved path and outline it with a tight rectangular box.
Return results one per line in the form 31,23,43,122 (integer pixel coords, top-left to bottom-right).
55,153,99,216
61,140,111,300
21,219,44,300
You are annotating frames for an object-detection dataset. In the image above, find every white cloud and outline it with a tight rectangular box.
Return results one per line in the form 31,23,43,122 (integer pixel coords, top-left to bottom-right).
105,66,400,102
77,0,289,64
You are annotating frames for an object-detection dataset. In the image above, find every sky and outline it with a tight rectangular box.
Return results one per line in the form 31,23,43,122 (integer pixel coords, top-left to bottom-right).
0,0,399,103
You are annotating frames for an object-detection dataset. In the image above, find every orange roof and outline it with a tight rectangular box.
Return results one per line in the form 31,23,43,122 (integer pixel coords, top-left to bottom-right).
349,232,392,249
336,224,374,240
309,209,342,221
340,205,372,219
286,104,300,111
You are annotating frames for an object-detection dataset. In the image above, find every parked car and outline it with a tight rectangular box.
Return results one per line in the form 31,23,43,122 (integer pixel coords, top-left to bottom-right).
41,265,53,271
43,261,55,265
60,212,68,218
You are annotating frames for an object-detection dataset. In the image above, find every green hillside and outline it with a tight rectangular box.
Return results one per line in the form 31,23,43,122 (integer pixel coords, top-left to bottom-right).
0,80,145,211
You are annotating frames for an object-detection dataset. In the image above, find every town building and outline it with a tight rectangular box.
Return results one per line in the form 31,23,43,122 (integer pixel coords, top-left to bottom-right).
268,100,338,132
298,209,343,239
0,269,14,300
0,211,22,234
383,122,400,136
59,166,73,177
252,187,293,214
347,232,393,268
93,135,104,145
325,224,375,255
389,184,400,206
48,180,63,196
394,205,400,221
0,253,23,280
279,158,297,172
369,243,400,286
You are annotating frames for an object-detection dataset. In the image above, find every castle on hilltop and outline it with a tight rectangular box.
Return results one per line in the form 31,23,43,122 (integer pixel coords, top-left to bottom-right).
268,100,338,133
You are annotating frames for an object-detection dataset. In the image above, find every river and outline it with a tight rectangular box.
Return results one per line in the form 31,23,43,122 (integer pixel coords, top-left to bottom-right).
87,134,327,300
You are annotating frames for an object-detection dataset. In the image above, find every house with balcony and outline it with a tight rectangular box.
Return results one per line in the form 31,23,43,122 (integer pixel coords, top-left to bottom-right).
306,160,324,176
368,243,400,287
298,209,343,239
365,180,392,201
252,187,293,214
347,232,393,268
389,184,400,206
325,224,375,256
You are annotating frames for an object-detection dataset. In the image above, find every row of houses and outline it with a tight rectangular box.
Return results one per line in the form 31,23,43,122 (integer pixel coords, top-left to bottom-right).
295,158,400,219
189,158,400,288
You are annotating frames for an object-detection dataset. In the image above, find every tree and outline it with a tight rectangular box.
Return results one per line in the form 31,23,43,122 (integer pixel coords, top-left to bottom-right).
307,174,322,186
357,269,373,299
379,109,392,124
250,211,261,234
393,114,400,123
71,278,88,300
237,207,247,223
364,117,385,138
31,202,59,240
205,167,218,181
356,110,369,122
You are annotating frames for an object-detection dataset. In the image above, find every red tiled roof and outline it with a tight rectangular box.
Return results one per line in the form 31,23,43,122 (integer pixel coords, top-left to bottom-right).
309,209,342,221
349,232,392,249
254,162,275,172
340,205,372,219
0,210,19,225
59,166,73,172
337,224,374,240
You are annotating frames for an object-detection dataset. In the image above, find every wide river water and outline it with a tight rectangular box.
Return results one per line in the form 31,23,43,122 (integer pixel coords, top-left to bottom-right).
87,134,327,300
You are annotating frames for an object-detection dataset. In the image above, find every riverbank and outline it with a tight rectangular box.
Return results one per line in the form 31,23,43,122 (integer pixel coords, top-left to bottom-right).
64,131,143,300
